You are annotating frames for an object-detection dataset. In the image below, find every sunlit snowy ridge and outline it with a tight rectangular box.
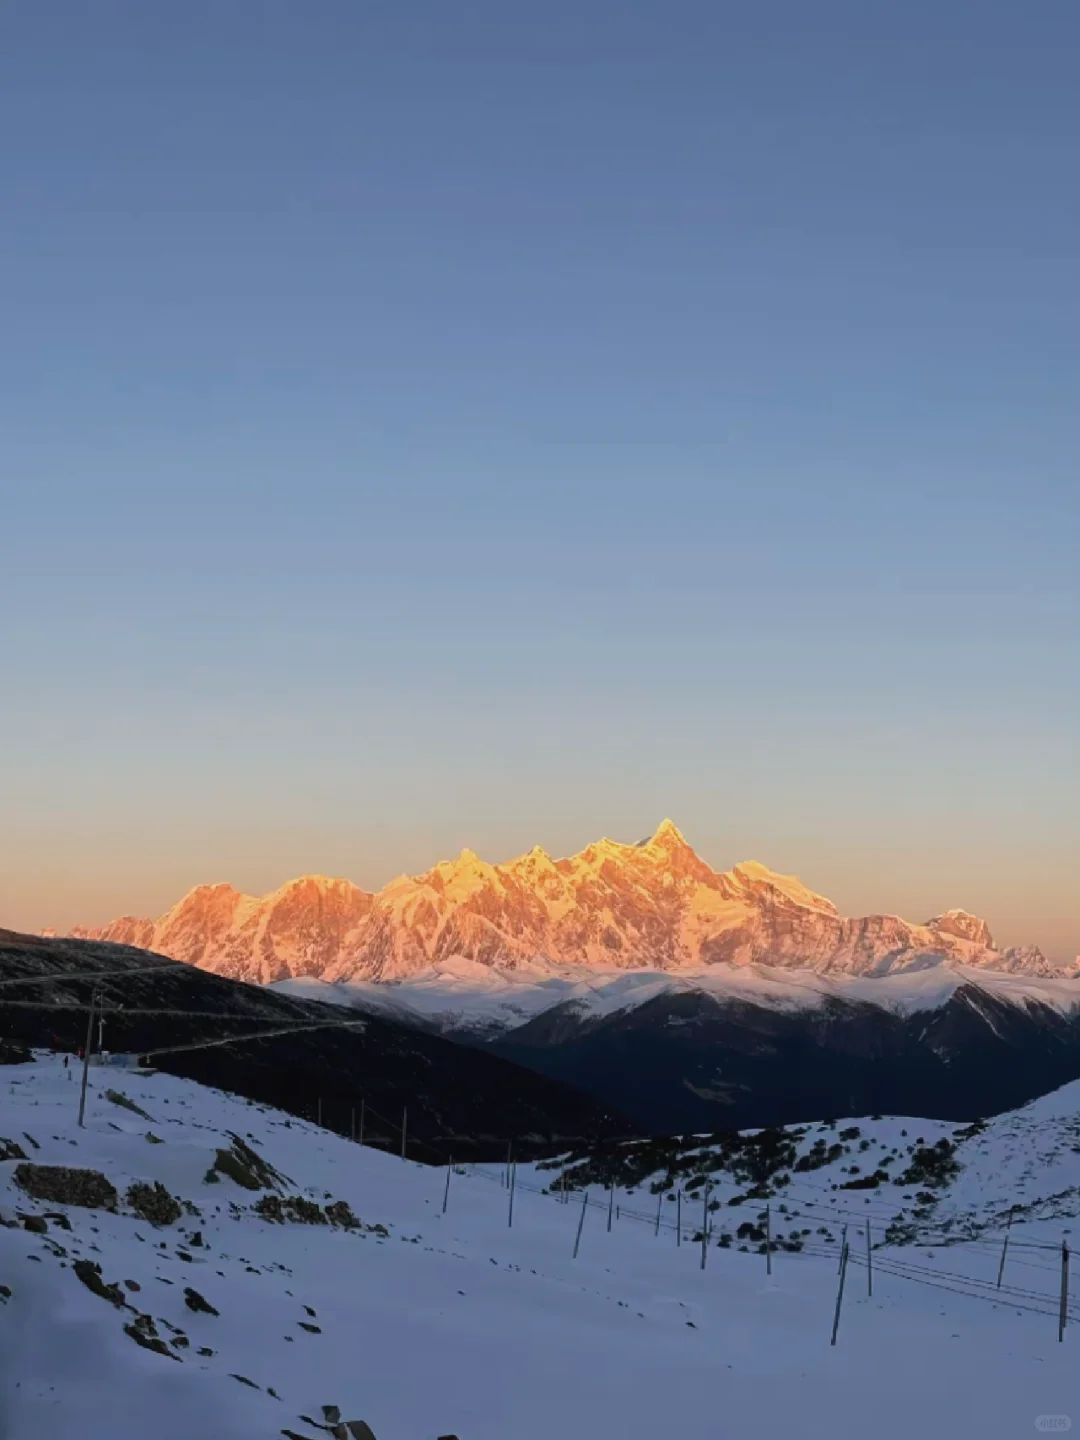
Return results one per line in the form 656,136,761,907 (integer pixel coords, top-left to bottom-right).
71,821,1076,987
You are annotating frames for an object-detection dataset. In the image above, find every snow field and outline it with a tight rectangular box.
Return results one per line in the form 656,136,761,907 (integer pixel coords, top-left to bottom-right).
1,1056,1079,1439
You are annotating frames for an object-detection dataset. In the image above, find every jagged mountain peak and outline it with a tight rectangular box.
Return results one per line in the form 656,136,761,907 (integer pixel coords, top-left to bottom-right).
927,909,995,949
66,821,1062,985
638,817,688,849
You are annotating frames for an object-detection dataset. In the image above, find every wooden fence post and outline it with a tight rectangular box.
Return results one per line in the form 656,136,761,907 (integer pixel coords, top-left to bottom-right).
77,990,98,1128
573,1189,588,1260
996,1206,1015,1288
831,1241,850,1346
1060,1241,1070,1343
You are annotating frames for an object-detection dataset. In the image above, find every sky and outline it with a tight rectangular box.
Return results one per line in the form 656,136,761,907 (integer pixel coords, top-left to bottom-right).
1,2,1077,958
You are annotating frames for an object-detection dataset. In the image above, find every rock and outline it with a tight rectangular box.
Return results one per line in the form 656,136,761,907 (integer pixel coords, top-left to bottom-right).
20,1214,47,1234
183,1286,219,1316
105,1089,153,1121
0,1042,33,1065
0,1137,28,1161
14,1164,117,1211
125,1313,178,1359
43,1211,72,1231
73,1260,126,1307
205,1134,287,1191
348,1425,379,1440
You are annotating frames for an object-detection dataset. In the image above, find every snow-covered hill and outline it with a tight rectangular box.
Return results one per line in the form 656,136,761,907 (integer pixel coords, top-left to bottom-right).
3,1055,1080,1439
71,821,1072,986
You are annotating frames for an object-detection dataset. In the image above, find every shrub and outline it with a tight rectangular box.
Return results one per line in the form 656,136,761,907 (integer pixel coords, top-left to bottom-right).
15,1164,117,1211
126,1181,182,1227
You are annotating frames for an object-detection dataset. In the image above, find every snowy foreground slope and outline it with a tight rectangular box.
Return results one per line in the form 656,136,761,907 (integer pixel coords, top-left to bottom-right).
2,1058,1079,1440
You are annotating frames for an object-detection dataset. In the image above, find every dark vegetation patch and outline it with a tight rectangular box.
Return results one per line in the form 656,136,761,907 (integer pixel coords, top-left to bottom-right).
126,1181,183,1226
254,1195,363,1229
544,1126,803,1198
895,1138,960,1188
15,1164,117,1211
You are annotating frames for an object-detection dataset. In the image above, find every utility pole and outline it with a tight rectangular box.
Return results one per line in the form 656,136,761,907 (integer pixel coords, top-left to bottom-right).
866,1219,873,1297
401,1106,407,1162
77,990,97,1128
317,1096,322,1128
676,1189,681,1247
573,1189,588,1260
996,1207,1015,1288
443,1157,453,1215
607,1181,614,1233
831,1241,850,1346
508,1161,517,1228
655,1192,662,1237
1060,1241,1070,1344
505,1139,512,1188
838,1223,848,1274
765,1204,772,1276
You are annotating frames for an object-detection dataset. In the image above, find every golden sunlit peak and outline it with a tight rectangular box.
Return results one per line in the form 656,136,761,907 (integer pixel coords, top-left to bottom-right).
642,818,687,848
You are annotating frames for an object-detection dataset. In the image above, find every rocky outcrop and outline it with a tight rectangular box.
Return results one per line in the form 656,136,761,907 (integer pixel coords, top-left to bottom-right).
71,821,1068,983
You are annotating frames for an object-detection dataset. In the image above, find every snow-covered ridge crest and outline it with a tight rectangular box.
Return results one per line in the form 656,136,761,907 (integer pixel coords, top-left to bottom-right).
69,820,1075,986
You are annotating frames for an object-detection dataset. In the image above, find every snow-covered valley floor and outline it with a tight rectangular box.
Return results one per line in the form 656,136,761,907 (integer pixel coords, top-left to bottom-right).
2,1056,1079,1439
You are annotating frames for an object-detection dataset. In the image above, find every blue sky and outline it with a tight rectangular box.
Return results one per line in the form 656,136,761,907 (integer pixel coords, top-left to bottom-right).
2,2,1077,955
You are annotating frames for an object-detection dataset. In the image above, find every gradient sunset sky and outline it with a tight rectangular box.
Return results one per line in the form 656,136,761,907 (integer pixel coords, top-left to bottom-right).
2,3,1077,957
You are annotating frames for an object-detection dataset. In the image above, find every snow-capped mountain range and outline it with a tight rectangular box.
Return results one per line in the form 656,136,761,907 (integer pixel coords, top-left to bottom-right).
72,820,1069,988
